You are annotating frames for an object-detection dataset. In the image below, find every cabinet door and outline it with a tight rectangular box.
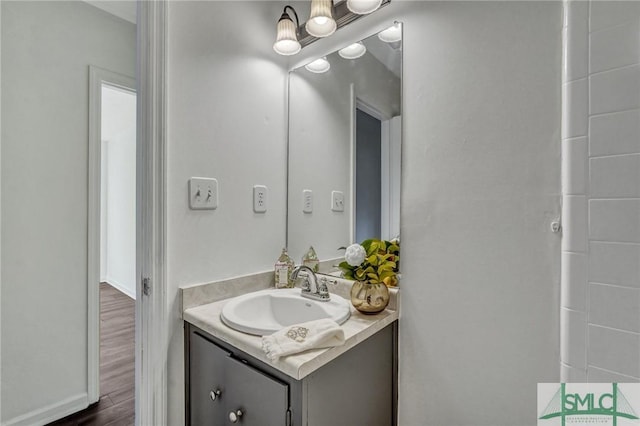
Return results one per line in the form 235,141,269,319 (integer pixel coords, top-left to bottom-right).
224,356,289,426
190,332,230,425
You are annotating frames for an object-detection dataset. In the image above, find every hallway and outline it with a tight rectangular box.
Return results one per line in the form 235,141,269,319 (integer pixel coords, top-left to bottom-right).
49,284,134,425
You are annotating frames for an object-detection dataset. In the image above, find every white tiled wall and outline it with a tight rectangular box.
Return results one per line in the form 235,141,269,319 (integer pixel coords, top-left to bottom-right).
561,1,640,383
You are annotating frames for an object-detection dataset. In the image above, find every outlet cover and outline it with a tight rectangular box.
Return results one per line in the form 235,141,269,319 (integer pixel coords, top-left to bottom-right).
303,189,313,213
253,185,268,213
189,177,218,210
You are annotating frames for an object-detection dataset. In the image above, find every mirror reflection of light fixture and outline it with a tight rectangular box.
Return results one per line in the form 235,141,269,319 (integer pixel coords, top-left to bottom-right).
306,0,337,38
305,57,331,73
273,6,301,56
338,42,367,59
347,0,382,14
378,22,402,43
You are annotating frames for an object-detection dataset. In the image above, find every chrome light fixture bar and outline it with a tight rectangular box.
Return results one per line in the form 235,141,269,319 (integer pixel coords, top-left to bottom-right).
298,0,391,48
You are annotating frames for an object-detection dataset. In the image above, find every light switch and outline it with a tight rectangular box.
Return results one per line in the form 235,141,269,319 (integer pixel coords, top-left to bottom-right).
331,190,344,212
189,177,218,210
303,189,313,213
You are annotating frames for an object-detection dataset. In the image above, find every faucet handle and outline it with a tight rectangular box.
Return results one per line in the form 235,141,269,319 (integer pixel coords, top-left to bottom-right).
298,274,311,292
318,277,329,297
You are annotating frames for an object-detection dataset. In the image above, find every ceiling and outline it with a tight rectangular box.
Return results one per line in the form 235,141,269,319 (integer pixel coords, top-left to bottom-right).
83,1,136,24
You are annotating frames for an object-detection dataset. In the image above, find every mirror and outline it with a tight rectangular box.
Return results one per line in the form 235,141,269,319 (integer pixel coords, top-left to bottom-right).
287,23,402,271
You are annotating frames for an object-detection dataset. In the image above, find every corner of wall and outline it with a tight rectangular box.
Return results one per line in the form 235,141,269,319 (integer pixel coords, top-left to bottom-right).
561,0,640,383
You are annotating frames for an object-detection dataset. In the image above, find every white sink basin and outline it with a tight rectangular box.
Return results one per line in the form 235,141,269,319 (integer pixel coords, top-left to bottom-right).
220,288,351,336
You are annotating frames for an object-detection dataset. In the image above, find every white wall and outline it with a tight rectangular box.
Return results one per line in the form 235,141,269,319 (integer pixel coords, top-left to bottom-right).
100,141,109,282
294,1,562,424
167,2,562,425
397,3,561,424
561,0,640,383
166,2,289,424
1,2,135,423
381,115,401,241
101,85,136,299
0,2,3,421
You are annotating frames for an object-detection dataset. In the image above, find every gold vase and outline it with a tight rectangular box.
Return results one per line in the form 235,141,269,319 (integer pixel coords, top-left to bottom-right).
350,281,390,314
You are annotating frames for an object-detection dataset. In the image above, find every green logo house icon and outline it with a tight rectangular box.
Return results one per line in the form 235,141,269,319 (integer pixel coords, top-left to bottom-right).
539,383,639,426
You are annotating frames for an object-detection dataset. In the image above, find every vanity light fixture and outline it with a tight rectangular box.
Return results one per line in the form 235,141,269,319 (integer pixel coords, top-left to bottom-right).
305,57,331,73
273,6,301,56
347,0,383,15
377,22,402,43
273,0,392,55
338,41,367,59
306,0,337,38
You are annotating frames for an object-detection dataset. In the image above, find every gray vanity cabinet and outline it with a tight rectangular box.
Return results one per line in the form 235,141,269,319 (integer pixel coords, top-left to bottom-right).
189,331,290,425
224,356,290,425
186,322,397,426
189,332,229,424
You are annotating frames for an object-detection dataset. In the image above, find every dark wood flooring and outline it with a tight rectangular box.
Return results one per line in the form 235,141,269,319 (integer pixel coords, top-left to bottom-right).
49,283,135,425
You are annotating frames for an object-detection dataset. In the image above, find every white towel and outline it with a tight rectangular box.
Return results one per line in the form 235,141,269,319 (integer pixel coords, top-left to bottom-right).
261,318,345,362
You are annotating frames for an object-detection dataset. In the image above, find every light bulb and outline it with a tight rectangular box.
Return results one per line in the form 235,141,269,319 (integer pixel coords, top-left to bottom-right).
347,0,382,15
378,23,402,43
314,16,328,25
338,42,367,59
306,0,336,38
274,39,301,56
305,57,331,73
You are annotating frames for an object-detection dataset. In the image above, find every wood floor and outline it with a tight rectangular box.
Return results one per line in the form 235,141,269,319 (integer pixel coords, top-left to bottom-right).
49,283,135,426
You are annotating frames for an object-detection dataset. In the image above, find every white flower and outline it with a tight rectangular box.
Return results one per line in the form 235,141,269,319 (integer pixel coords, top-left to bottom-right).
345,244,366,267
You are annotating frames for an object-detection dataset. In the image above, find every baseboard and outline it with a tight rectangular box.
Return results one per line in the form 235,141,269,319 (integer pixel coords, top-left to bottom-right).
2,393,88,426
104,276,136,299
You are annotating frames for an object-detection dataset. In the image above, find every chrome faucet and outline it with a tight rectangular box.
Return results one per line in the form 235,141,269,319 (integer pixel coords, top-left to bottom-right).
291,266,330,301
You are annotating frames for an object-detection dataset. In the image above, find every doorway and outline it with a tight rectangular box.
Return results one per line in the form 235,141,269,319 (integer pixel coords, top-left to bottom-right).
97,83,137,417
90,72,137,420
1,1,166,424
45,72,137,426
354,102,402,242
355,108,382,242
100,85,137,300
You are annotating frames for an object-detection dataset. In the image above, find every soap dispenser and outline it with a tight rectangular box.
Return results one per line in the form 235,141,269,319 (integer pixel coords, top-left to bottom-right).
302,246,319,273
274,248,295,289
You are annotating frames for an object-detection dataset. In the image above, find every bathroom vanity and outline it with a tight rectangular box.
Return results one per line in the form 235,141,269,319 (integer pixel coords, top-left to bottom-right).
182,275,398,426
181,14,404,425
186,322,396,426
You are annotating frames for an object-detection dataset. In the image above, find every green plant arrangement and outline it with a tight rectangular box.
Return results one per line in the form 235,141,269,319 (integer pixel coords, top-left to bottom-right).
338,238,400,287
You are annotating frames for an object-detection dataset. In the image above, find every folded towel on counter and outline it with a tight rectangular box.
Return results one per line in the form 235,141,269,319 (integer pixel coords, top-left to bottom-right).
261,318,345,362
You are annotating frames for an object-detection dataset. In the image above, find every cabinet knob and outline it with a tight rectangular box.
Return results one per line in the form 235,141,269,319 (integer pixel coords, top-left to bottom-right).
229,409,243,423
209,389,221,401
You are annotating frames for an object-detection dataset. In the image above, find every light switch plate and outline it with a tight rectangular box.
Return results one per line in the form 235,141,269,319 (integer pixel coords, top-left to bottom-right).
253,185,268,213
303,189,313,213
331,190,344,212
189,177,218,210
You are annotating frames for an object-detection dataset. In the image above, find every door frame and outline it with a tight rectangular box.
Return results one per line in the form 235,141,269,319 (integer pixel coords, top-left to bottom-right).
88,66,137,404
0,3,169,424
136,2,168,425
352,96,391,242
91,2,169,424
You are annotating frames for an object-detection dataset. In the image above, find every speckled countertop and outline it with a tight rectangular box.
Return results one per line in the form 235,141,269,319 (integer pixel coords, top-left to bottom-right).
181,272,399,381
